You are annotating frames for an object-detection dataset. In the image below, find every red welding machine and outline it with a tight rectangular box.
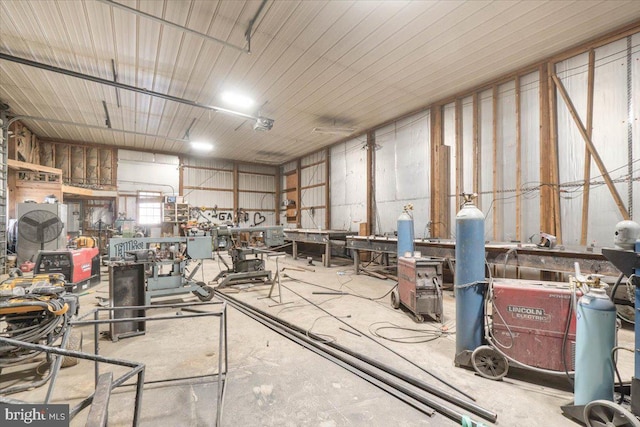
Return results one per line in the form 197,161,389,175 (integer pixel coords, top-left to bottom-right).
34,248,101,293
490,278,579,372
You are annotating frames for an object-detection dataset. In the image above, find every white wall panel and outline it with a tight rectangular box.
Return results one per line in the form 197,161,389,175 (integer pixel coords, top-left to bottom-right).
117,150,179,195
374,110,430,237
282,161,297,174
184,157,233,170
301,186,325,209
462,96,474,194
239,173,275,192
497,81,517,242
588,38,634,245
443,102,456,238
183,168,234,190
301,150,326,166
520,71,541,241
239,192,276,211
238,164,276,175
185,190,233,210
479,89,494,240
330,138,367,231
556,53,589,245
301,164,326,187
301,208,325,229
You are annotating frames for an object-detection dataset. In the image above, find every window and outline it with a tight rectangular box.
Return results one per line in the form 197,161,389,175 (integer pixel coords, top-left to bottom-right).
137,191,162,225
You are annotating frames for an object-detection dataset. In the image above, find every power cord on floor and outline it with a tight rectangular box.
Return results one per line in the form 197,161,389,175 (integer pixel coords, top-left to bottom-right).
279,282,477,401
286,274,397,301
306,314,352,344
369,321,455,344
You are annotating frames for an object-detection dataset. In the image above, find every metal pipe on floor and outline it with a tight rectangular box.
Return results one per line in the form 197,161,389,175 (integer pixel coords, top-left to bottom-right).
217,291,437,418
217,291,493,425
282,280,476,402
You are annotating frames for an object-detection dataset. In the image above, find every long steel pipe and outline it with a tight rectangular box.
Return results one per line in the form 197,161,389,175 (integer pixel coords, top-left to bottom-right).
220,289,496,422
217,291,437,418
217,291,495,425
0,53,269,123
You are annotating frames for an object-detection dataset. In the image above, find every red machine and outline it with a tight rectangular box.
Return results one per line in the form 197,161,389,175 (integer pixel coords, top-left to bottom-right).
391,257,444,322
490,278,578,372
34,248,101,293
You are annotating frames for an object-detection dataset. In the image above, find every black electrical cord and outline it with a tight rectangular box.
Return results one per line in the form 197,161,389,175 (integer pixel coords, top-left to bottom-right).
612,346,634,404
369,321,454,344
609,273,634,324
287,274,397,301
560,294,575,387
0,299,69,367
279,281,477,402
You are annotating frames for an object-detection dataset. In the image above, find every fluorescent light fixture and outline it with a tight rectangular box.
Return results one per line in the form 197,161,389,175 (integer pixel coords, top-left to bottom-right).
190,141,213,152
312,127,355,135
221,91,254,109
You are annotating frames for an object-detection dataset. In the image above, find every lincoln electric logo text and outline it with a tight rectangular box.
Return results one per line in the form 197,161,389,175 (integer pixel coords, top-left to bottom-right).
113,240,145,258
507,305,551,322
3,407,66,425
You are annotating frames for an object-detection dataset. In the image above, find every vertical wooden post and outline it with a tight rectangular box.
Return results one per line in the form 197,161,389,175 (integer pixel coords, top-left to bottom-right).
515,76,522,242
472,92,480,207
455,98,463,210
366,131,374,235
178,156,184,196
430,106,442,237
325,148,331,229
580,49,595,245
233,162,239,223
112,148,118,188
492,85,499,241
430,105,450,238
296,159,302,228
539,64,553,236
275,166,281,226
547,63,563,242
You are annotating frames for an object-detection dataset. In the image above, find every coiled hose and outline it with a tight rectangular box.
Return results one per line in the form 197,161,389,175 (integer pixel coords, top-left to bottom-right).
0,297,69,367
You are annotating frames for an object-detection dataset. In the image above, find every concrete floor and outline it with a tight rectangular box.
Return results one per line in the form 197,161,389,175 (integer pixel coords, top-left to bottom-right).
1,253,635,426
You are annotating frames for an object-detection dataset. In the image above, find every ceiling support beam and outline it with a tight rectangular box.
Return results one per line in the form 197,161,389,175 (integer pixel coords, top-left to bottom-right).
96,0,248,53
0,53,272,124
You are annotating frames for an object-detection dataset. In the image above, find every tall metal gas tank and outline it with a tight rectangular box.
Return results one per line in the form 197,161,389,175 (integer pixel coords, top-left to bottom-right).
455,196,486,355
397,205,415,258
574,287,616,405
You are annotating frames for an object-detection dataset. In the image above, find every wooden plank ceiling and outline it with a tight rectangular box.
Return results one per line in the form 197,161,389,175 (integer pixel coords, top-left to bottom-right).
1,0,639,164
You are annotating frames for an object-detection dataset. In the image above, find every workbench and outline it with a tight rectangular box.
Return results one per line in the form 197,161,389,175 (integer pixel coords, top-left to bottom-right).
346,236,619,278
284,229,357,267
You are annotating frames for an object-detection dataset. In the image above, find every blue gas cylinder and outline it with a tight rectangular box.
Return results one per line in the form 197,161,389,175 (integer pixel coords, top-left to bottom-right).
397,206,414,258
574,287,616,405
455,199,486,355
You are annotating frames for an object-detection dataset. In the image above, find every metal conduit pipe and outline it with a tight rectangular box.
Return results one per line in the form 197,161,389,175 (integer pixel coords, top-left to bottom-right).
281,279,476,401
217,290,496,422
216,291,492,425
218,293,447,417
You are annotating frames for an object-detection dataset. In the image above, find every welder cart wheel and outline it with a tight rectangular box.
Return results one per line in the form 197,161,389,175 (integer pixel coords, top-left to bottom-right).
471,345,509,380
414,314,424,323
61,331,83,368
194,283,215,302
584,400,640,427
390,288,400,309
